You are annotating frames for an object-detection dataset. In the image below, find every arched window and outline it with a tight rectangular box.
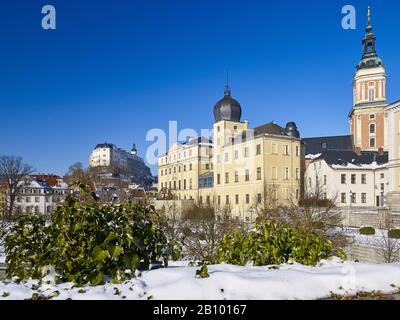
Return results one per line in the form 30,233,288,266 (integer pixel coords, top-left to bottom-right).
369,88,375,102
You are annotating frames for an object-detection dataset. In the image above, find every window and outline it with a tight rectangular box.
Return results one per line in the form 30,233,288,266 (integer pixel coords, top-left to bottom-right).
225,172,229,184
370,138,376,148
184,165,186,172
206,196,210,204
190,163,193,171
351,174,356,184
218,195,221,206
361,193,367,204
272,167,277,180
341,193,346,204
295,146,300,157
341,174,346,184
380,173,385,179
369,88,375,102
381,183,384,191
244,147,249,158
296,189,299,200
323,175,327,185
26,197,31,203
234,126,238,132
234,150,239,160
351,193,356,204
235,170,239,183
184,180,187,190
226,195,230,205
321,142,327,149
256,144,261,155
257,167,262,180
272,144,277,154
169,168,172,174
225,153,229,162
173,181,176,190
283,145,289,155
235,194,239,205
205,164,210,170
370,123,375,134
174,167,176,174
190,179,193,190
296,168,300,180
245,194,250,204
245,169,250,181
257,193,262,204
283,167,289,180
369,114,376,120
217,174,221,185
361,174,367,184
179,180,181,190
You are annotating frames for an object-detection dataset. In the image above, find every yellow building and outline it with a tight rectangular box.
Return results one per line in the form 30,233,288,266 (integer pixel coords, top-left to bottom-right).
158,137,213,201
158,86,301,220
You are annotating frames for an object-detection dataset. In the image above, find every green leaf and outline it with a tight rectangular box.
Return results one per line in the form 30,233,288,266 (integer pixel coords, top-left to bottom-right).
92,246,109,262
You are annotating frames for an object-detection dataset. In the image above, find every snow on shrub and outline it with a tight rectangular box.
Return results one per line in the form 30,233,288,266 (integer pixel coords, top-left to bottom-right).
4,187,170,285
217,222,346,266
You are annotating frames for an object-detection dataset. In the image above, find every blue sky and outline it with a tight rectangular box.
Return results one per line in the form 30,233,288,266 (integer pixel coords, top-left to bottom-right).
0,0,399,176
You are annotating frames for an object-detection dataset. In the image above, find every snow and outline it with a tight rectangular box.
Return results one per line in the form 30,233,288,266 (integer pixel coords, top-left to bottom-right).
1,258,400,300
331,161,387,170
305,154,322,160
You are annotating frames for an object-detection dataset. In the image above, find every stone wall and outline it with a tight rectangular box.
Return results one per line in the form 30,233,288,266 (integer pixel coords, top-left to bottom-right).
340,207,400,229
345,243,400,264
152,199,195,217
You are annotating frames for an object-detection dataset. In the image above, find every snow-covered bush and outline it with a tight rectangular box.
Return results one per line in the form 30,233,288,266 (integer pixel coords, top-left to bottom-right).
4,186,169,285
217,222,346,266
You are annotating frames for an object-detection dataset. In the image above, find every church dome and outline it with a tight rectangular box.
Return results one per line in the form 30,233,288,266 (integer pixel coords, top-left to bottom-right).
213,86,242,123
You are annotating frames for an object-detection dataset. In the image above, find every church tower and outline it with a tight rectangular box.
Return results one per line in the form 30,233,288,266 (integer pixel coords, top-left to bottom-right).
350,7,388,152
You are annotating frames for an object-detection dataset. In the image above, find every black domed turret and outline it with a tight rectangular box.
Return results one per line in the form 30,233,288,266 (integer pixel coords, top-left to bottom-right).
285,122,300,138
213,86,242,123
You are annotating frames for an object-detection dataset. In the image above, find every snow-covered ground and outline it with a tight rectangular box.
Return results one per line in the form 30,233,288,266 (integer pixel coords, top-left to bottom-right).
1,258,400,300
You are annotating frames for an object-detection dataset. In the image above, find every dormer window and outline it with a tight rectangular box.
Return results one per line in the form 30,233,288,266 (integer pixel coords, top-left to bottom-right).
321,142,327,149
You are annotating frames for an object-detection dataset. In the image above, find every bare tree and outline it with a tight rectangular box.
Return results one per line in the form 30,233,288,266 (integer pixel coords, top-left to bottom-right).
64,162,95,189
379,213,400,263
181,203,237,263
0,156,34,221
251,182,280,223
159,199,185,261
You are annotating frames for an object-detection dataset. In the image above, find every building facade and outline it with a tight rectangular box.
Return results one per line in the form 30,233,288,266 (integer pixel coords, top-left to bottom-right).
349,7,388,152
305,8,398,209
158,86,301,220
158,137,213,201
89,143,153,188
14,175,69,216
305,150,388,207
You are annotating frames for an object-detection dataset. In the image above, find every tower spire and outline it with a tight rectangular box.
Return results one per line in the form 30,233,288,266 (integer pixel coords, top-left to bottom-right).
224,71,231,96
366,6,372,32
